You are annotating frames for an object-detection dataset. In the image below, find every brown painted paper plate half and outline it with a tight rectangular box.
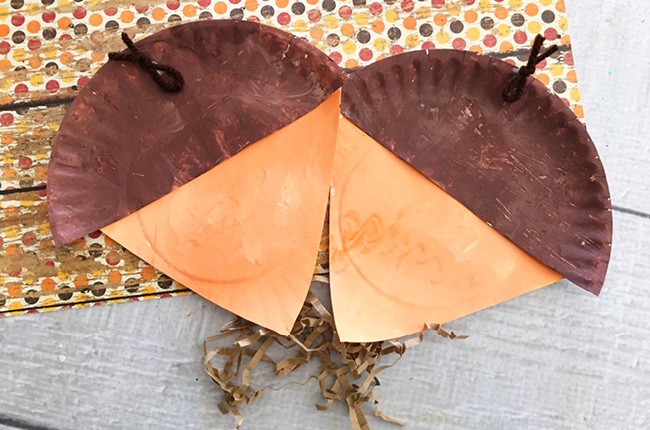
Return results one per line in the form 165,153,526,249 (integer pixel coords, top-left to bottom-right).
340,49,612,296
48,19,346,246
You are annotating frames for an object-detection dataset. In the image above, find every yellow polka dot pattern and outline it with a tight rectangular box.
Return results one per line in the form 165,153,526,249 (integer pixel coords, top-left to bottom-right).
0,0,584,317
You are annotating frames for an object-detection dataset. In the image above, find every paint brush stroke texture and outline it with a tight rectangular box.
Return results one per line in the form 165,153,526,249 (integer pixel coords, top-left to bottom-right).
341,50,612,295
102,93,340,335
47,20,346,246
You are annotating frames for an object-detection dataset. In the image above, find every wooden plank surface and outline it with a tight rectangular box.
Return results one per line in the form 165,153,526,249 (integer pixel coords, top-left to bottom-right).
2,0,650,429
1,211,649,430
567,0,650,215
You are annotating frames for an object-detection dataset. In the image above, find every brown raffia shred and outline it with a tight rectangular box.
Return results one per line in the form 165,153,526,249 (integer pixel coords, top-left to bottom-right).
204,275,466,429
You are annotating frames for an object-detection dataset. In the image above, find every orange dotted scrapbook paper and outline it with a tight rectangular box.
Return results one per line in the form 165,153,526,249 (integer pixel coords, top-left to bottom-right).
0,0,582,316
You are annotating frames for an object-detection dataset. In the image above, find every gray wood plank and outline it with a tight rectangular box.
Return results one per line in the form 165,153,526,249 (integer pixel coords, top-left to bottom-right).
0,209,648,430
567,0,650,214
2,1,649,429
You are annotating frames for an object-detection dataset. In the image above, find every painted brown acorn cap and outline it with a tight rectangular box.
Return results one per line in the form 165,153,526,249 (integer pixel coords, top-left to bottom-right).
341,49,612,295
48,19,347,246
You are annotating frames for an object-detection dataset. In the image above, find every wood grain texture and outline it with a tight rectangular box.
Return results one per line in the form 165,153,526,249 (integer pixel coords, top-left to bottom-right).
0,1,204,316
1,211,649,430
567,0,650,215
1,0,649,429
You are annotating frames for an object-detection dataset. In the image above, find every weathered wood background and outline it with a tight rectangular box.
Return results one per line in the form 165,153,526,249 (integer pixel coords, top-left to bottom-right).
1,0,649,429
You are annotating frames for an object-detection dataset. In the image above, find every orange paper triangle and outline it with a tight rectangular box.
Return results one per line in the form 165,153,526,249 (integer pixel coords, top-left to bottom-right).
102,92,340,335
329,118,562,342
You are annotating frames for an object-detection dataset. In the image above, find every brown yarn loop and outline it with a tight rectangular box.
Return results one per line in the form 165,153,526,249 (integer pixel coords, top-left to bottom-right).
502,34,559,103
108,32,184,93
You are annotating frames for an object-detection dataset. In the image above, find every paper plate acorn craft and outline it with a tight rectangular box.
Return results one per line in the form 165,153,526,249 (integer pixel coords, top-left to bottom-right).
47,20,612,427
332,44,612,341
47,20,346,335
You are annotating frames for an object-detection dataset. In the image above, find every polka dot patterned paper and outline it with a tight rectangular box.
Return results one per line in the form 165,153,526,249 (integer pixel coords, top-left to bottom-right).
0,0,583,317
